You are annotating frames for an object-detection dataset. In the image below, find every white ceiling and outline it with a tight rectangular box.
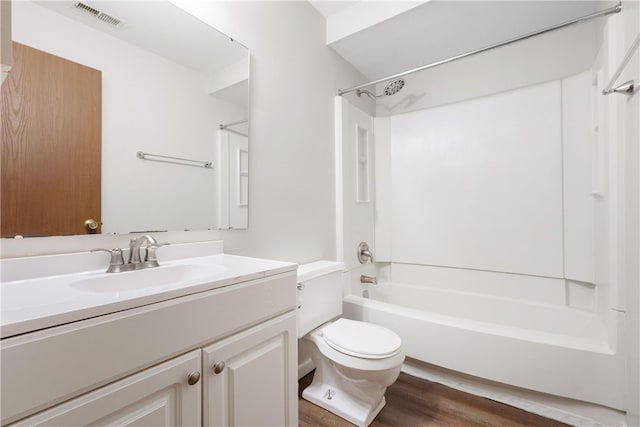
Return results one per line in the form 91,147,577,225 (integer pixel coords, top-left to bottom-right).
321,1,615,83
308,1,360,18
35,1,248,75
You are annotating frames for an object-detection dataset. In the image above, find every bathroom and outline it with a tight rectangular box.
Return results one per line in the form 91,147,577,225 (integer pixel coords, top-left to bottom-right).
0,0,638,426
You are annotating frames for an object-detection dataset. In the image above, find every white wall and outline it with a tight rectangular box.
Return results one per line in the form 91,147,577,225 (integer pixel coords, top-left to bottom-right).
165,0,370,263
3,1,369,262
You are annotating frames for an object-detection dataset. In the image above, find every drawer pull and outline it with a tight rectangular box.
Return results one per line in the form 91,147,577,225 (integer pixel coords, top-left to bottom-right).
213,361,226,374
187,371,201,385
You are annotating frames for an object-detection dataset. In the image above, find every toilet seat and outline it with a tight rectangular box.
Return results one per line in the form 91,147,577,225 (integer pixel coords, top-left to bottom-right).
321,319,402,359
308,325,405,372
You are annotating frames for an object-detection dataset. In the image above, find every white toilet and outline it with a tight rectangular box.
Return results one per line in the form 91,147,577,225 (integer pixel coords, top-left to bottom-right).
297,261,405,427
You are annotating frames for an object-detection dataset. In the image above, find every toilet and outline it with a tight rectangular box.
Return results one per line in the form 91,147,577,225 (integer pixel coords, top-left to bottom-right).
297,261,404,427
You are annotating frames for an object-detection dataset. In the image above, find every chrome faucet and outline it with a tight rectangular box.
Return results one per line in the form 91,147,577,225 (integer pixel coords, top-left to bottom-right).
360,275,378,285
92,235,168,273
128,235,158,264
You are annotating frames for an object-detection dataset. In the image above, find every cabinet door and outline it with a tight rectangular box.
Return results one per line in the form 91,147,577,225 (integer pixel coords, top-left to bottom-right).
11,350,201,427
203,312,298,427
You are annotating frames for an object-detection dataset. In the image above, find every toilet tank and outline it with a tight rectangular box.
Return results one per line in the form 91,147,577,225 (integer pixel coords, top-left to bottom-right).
297,261,344,338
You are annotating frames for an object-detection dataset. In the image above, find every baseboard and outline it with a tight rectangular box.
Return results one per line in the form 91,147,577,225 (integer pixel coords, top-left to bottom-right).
298,355,314,380
402,358,627,427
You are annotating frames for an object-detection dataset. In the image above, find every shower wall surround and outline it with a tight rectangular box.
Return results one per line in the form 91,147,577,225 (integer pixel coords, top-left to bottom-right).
373,71,601,311
389,80,565,278
367,19,604,309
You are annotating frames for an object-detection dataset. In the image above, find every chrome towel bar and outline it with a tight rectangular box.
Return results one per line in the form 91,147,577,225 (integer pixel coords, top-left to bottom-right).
136,151,213,169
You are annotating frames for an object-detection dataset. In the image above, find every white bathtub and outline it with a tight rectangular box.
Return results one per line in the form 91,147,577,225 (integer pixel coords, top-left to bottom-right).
343,281,625,410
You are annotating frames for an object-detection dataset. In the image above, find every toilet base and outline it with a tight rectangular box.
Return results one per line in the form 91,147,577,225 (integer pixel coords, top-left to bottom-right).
302,381,386,427
300,322,404,426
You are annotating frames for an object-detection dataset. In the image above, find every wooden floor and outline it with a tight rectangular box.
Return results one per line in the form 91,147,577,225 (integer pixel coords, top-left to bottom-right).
299,371,570,427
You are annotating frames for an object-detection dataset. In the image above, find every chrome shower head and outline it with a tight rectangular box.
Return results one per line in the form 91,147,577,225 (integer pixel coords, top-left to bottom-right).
383,79,405,96
356,78,406,100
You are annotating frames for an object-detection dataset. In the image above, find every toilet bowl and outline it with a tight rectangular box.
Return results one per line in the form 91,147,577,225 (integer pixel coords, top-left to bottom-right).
297,262,404,427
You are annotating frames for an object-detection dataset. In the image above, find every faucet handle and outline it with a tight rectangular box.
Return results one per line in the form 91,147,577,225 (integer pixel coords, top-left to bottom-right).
145,243,170,262
91,248,125,272
357,242,374,264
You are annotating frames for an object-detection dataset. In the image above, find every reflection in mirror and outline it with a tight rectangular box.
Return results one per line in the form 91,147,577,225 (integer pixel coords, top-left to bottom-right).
1,0,249,237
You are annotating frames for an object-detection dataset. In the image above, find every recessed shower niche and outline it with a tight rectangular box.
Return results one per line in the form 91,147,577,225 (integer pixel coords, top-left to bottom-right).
356,125,370,203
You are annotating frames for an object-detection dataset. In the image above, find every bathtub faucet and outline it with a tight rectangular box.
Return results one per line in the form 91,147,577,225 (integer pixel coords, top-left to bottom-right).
360,275,378,285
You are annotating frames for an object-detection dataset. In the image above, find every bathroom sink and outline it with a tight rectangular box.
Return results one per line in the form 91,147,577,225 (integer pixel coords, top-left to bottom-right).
70,263,226,293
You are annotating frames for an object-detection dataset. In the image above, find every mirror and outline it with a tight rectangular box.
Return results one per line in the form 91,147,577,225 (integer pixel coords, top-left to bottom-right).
1,0,249,237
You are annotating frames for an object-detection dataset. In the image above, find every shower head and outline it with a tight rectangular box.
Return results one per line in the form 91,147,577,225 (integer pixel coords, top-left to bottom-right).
383,79,405,96
356,78,405,100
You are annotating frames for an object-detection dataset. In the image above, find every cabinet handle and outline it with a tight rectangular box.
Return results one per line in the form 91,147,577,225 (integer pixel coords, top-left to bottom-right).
187,371,201,385
213,361,225,374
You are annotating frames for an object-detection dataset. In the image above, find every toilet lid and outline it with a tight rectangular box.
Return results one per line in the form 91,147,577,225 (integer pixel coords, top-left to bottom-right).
321,319,402,359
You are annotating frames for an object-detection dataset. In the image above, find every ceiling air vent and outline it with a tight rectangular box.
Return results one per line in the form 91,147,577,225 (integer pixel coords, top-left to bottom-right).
74,2,124,28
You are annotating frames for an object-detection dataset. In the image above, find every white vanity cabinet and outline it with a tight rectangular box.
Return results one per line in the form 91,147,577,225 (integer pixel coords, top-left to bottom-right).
203,312,297,426
10,350,202,426
1,268,298,427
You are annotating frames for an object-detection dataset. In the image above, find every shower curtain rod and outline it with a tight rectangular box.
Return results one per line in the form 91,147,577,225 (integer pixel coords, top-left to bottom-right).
338,2,622,96
603,33,639,95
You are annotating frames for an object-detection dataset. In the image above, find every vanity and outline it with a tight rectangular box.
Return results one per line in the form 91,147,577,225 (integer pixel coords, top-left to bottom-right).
0,241,298,426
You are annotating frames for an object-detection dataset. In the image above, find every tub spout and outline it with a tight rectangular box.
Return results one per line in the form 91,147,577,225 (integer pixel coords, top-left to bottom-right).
360,274,378,285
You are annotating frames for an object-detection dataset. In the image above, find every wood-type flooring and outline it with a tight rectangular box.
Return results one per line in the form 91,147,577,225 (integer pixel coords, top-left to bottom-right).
299,371,570,427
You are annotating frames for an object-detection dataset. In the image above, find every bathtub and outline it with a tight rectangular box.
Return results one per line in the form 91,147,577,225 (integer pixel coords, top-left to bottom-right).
342,281,625,410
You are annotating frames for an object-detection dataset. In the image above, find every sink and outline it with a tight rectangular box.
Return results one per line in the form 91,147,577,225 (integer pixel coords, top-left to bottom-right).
70,263,226,293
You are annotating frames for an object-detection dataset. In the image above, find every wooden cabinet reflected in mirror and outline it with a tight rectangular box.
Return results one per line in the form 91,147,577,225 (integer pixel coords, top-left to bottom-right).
1,42,101,237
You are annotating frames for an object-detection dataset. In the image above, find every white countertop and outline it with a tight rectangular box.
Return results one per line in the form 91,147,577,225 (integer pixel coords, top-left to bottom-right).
1,253,296,339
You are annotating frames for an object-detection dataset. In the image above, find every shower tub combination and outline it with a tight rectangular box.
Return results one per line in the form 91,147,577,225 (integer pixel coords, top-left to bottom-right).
342,278,624,410
333,0,631,414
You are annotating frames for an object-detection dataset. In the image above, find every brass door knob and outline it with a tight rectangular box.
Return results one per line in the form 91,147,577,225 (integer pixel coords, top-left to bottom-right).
187,371,201,386
84,219,99,231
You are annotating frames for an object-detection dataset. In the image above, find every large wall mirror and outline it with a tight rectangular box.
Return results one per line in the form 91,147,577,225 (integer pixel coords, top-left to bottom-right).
1,0,249,237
